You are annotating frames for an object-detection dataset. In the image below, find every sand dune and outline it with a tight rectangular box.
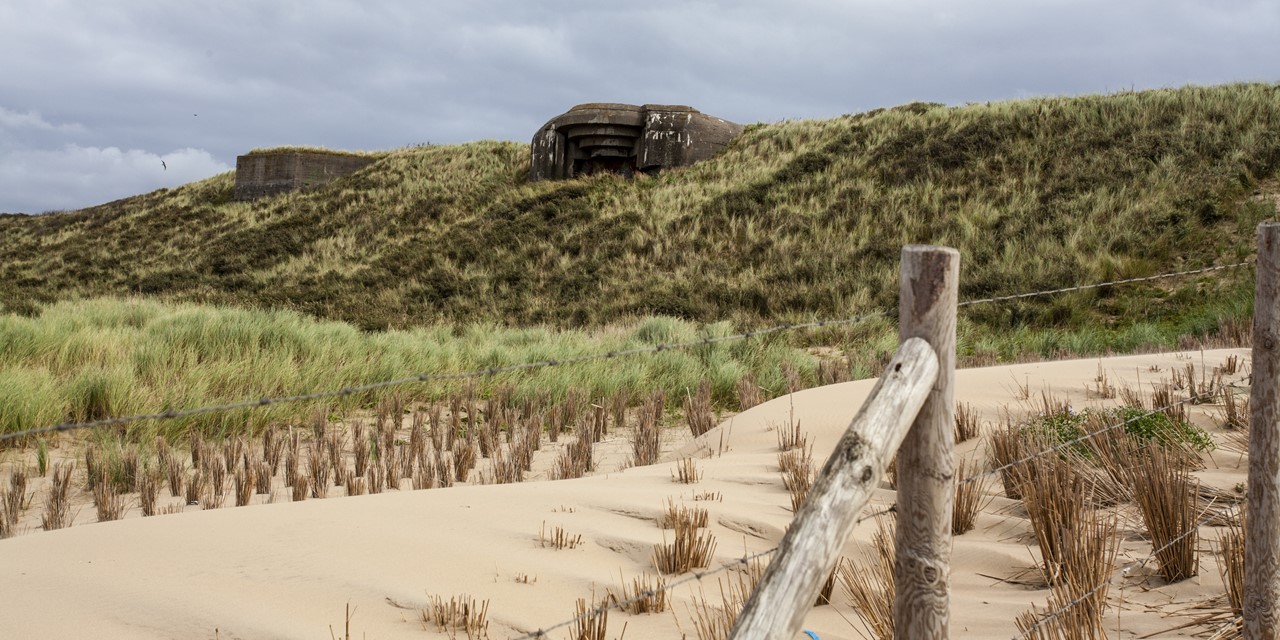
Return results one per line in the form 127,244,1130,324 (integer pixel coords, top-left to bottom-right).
0,348,1250,639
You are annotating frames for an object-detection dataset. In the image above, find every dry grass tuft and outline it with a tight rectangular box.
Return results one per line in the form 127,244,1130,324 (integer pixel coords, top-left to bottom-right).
954,401,981,442
953,456,992,535
184,468,205,506
605,571,668,614
687,556,765,640
1131,447,1200,582
234,464,256,507
453,439,477,482
1014,508,1119,640
684,379,717,437
540,521,583,550
987,419,1029,500
139,467,159,516
291,475,310,502
839,513,896,639
660,499,710,530
1216,507,1245,619
570,594,608,640
735,374,764,411
1018,451,1092,584
1014,456,1119,639
308,446,330,498
672,457,702,484
42,462,75,530
778,445,814,513
423,594,489,639
653,515,717,574
92,467,126,522
631,392,663,467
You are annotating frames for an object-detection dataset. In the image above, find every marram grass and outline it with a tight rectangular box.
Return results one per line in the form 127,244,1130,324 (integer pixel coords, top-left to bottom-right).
0,298,813,441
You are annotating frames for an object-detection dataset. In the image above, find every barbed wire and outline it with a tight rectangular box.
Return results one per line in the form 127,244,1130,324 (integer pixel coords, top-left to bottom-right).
0,260,1249,444
509,504,897,640
1013,501,1241,639
956,261,1250,308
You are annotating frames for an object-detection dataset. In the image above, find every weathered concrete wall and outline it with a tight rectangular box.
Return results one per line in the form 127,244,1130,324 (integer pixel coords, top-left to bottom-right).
234,151,376,201
531,103,743,181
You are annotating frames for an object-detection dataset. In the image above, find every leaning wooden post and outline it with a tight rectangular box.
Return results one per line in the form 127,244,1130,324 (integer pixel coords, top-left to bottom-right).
894,244,958,638
1247,222,1280,639
729,338,940,639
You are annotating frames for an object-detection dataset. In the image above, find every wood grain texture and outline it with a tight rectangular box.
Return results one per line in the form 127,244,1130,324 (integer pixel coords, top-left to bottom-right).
894,245,959,639
729,338,939,640
1247,222,1280,640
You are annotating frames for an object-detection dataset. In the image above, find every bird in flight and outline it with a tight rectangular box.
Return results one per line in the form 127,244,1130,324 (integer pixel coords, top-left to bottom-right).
161,160,167,171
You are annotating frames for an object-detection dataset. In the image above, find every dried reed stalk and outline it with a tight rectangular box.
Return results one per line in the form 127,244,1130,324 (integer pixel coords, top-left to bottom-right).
139,467,159,516
346,474,366,496
1019,452,1091,584
291,475,310,502
954,401,980,442
604,571,668,614
1014,507,1118,640
308,446,330,498
631,393,663,467
953,456,992,535
660,499,709,529
352,420,369,477
42,462,75,530
571,595,608,640
365,462,384,494
206,456,226,500
163,442,185,497
184,469,205,506
684,379,717,437
422,594,489,638
262,426,284,474
1216,508,1245,618
453,439,476,482
839,514,896,640
92,467,126,522
1131,446,1200,581
778,445,814,513
254,460,273,494
688,557,765,640
735,374,763,411
0,490,11,538
234,464,256,507
540,521,583,550
653,516,716,574
672,458,702,484
988,421,1029,500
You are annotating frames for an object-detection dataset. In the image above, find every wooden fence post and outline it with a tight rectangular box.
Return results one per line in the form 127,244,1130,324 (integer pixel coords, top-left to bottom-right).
1247,222,1280,639
730,337,940,639
895,244,958,638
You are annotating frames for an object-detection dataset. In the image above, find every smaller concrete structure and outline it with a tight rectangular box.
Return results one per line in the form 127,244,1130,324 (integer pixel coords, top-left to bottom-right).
234,150,376,201
531,103,744,181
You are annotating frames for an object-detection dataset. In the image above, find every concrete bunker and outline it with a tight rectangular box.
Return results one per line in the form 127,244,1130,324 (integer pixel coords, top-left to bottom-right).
233,149,376,201
530,103,744,181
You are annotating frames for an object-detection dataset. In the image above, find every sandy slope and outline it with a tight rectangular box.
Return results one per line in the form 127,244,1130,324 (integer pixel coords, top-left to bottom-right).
0,348,1250,639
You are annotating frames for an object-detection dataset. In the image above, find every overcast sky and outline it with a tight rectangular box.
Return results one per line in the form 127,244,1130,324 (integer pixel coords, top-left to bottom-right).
0,1,1276,214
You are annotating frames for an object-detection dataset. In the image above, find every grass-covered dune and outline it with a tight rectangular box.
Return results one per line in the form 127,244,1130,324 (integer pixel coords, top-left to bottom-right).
1,83,1275,335
0,83,1275,437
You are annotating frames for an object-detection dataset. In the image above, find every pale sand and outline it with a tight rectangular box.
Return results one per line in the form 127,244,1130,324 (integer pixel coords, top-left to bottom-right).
0,348,1250,639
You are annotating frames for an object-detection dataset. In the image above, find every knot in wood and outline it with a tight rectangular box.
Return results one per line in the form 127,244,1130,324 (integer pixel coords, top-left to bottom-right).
860,466,873,483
